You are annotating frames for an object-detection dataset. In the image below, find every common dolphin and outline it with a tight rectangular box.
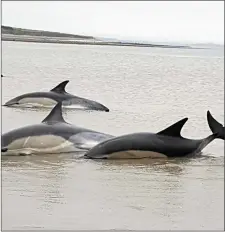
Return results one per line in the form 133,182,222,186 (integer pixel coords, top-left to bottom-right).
1,103,113,156
84,111,224,159
3,80,109,112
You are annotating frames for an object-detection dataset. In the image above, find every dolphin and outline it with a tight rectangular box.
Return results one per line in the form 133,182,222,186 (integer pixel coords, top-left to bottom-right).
3,80,109,112
84,111,224,159
1,102,114,156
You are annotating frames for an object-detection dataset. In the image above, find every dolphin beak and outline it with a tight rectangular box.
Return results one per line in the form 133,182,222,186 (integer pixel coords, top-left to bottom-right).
3,99,19,106
1,147,8,152
100,104,110,112
104,107,110,112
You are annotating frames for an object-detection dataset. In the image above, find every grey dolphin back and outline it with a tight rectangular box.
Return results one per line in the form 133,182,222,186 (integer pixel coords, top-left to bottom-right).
42,102,66,124
207,111,225,140
50,80,69,93
157,117,188,138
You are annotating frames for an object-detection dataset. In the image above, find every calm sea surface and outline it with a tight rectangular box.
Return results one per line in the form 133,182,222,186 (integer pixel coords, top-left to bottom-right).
1,41,224,230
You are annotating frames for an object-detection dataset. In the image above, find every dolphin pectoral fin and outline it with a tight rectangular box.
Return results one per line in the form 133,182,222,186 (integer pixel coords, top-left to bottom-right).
157,117,188,138
50,80,69,93
75,144,92,150
207,111,225,140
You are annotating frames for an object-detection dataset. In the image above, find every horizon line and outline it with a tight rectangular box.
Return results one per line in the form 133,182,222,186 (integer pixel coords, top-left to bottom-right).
2,24,224,46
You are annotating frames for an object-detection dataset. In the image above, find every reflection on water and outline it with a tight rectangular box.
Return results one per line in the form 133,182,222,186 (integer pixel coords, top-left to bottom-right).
2,41,224,230
2,153,224,230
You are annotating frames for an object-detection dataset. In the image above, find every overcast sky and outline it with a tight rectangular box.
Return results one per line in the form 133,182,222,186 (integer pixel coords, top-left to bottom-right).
2,1,224,44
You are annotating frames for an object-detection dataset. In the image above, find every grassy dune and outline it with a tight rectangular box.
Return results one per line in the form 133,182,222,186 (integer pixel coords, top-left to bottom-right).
1,25,192,49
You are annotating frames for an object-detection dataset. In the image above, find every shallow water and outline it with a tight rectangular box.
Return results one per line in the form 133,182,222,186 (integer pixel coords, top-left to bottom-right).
2,41,224,230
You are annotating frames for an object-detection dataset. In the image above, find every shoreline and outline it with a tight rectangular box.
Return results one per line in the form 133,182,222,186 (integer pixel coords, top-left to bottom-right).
2,34,194,49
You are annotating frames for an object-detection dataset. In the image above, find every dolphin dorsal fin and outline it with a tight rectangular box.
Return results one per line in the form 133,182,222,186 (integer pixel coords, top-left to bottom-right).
42,102,66,124
157,117,188,137
50,80,69,93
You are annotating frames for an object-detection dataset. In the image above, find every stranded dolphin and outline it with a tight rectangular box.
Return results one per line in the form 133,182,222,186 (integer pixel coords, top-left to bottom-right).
3,80,109,112
84,111,224,159
1,102,114,156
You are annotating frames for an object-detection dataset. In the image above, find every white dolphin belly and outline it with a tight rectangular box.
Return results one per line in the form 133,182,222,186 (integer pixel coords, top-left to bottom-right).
18,97,87,109
62,99,88,109
18,97,57,108
62,104,86,109
3,135,84,156
100,150,168,159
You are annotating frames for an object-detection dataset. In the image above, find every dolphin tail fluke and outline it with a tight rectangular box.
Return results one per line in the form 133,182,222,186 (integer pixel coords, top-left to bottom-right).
207,111,225,140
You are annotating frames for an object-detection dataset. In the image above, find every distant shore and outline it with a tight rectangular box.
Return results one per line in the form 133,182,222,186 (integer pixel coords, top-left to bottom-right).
2,25,193,49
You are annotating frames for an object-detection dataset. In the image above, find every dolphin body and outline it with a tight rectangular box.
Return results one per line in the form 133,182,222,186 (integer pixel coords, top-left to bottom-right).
3,80,109,112
1,103,114,156
84,111,224,159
